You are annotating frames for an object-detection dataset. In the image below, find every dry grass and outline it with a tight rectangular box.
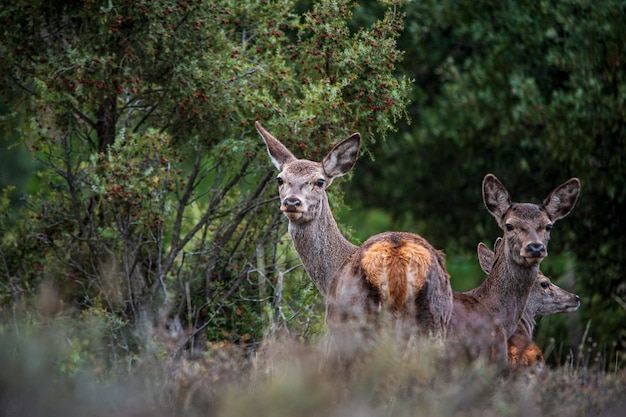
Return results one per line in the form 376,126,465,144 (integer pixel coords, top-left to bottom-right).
0,322,623,417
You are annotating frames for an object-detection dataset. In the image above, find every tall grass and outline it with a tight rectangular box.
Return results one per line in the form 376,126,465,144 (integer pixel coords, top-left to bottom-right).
0,315,623,417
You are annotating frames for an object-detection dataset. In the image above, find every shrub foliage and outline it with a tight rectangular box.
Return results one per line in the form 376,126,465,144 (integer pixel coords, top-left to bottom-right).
0,0,410,353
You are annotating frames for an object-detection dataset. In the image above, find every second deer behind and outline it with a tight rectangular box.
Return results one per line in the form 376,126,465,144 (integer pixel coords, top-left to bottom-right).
448,174,580,365
477,239,580,369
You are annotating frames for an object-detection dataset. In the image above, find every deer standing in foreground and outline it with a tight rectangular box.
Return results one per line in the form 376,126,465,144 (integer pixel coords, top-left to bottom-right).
256,121,453,338
477,240,580,368
448,174,580,364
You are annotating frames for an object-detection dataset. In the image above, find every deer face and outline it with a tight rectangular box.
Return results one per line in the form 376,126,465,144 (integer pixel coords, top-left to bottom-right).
256,121,361,224
527,272,580,316
275,160,330,223
500,203,553,266
482,174,580,268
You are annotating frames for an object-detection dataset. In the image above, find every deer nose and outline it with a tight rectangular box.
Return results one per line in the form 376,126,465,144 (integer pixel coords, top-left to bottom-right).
283,197,301,211
575,294,580,302
527,242,545,257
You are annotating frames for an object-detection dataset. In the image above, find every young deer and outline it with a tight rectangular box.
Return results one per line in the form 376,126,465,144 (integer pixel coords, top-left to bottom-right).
477,240,580,367
256,121,453,338
448,174,580,364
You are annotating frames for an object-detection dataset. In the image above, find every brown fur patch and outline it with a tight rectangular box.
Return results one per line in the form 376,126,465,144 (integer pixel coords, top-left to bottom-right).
361,239,431,312
508,333,545,366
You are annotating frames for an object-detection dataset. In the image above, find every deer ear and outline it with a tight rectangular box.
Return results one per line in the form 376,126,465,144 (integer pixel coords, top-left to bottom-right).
543,177,580,222
493,237,502,253
322,133,361,178
482,174,511,223
477,242,495,274
256,121,297,171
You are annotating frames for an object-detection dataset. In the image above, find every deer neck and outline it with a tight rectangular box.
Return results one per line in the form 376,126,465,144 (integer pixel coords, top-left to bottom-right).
471,254,539,337
288,195,358,297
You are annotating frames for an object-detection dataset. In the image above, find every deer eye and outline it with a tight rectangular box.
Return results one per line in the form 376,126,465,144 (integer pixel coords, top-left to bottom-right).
276,177,284,185
540,281,549,289
546,224,553,231
315,179,325,187
505,224,514,231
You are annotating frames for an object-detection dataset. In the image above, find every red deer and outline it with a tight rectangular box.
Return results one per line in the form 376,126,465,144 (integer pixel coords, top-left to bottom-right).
255,121,453,339
448,174,580,365
477,240,580,368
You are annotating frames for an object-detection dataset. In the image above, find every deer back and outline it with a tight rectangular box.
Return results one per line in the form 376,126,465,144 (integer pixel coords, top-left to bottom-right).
327,231,451,335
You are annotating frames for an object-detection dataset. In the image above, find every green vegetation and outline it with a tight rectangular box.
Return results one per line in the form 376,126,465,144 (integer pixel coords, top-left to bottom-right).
0,0,624,415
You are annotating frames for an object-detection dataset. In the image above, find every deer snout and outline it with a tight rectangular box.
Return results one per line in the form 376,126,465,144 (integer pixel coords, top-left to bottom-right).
565,294,581,312
282,197,301,212
526,242,545,258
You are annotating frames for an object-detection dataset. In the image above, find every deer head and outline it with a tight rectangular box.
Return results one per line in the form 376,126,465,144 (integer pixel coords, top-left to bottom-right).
530,273,580,316
256,121,360,224
482,174,580,267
